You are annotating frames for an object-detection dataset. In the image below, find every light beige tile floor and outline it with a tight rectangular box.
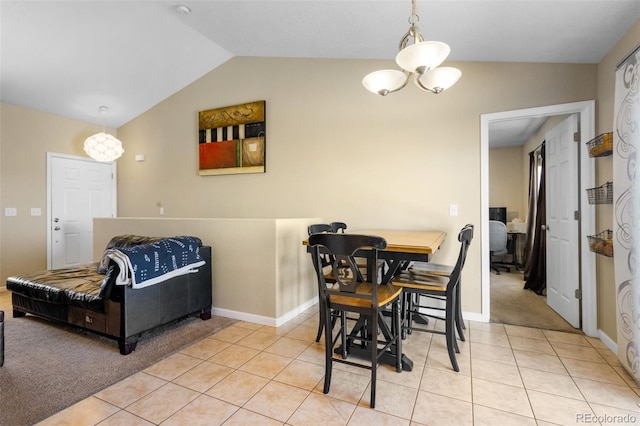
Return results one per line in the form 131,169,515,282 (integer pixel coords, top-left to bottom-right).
34,304,640,426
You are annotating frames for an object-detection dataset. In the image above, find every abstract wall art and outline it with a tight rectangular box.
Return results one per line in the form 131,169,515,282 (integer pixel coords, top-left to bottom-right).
198,100,266,175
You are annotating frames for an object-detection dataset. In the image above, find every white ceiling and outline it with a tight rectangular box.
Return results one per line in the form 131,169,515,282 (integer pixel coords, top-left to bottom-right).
2,0,639,146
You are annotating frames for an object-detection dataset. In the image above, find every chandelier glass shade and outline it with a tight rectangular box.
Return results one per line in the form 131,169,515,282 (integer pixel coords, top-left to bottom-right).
362,69,408,95
362,0,461,96
395,40,449,74
416,66,462,94
84,106,124,162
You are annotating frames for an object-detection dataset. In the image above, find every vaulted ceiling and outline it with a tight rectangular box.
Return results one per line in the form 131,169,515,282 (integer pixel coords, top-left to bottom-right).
2,1,639,145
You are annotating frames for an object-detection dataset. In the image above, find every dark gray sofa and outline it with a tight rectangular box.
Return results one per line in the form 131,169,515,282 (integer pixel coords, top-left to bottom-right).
6,235,212,355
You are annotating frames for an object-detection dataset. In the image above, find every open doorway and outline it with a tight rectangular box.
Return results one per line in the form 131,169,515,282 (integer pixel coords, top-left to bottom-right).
480,101,598,337
488,114,579,332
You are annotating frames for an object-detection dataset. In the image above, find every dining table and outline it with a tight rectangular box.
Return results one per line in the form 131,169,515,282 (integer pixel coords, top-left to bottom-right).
349,229,446,282
304,228,447,371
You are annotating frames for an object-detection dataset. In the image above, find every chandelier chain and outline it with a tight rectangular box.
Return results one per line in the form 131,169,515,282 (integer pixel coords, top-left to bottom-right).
409,0,419,25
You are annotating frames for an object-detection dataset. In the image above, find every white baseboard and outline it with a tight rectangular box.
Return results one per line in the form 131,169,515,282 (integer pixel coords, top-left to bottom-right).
598,329,618,354
274,297,318,327
210,307,277,326
211,296,319,328
462,311,485,323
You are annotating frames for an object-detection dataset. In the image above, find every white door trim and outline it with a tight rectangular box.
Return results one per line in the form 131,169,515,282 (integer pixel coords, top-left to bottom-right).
46,152,118,269
480,100,597,337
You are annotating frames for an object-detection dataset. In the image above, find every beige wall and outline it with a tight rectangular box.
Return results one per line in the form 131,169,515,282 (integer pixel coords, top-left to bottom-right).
113,58,597,317
0,103,116,281
4,52,623,323
595,20,640,338
489,146,525,222
93,217,319,323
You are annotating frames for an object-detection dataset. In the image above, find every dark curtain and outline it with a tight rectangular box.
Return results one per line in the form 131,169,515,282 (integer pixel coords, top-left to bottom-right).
524,144,546,294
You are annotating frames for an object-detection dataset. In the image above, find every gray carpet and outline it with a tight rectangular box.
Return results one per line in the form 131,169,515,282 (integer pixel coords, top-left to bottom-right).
0,310,236,426
490,270,578,332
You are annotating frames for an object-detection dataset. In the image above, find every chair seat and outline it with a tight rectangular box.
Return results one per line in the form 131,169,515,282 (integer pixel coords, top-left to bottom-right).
392,272,448,291
409,261,453,277
329,282,402,308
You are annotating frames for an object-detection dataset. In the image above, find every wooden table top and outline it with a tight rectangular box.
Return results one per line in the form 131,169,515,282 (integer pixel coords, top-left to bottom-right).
303,229,446,255
350,229,446,255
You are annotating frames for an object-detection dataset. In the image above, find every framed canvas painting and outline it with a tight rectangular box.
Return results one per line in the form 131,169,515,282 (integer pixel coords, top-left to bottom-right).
198,100,266,175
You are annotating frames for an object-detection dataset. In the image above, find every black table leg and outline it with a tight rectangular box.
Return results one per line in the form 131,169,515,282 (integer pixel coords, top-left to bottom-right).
335,312,413,371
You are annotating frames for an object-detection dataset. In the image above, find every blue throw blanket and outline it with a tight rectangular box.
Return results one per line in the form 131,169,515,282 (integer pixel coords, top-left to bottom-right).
99,236,205,289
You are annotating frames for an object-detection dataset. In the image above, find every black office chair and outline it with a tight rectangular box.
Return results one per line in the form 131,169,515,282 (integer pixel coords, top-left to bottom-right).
308,233,402,408
392,225,474,372
489,220,511,274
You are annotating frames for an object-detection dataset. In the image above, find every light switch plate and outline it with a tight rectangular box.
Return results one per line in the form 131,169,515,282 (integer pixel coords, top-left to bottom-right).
449,204,458,216
5,207,17,216
31,208,42,216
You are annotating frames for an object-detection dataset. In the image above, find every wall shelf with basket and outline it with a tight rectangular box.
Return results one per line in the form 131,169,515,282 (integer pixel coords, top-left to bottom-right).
587,132,613,157
587,181,613,204
588,229,614,257
586,132,613,257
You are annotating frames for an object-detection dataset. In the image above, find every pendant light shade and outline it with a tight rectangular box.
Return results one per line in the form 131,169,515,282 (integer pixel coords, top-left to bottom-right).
361,69,408,96
395,41,450,74
84,132,124,162
415,67,462,94
84,106,124,162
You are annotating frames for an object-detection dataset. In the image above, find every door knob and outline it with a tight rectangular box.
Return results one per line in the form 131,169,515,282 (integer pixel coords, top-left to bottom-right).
54,218,59,223
542,225,548,231
54,226,61,231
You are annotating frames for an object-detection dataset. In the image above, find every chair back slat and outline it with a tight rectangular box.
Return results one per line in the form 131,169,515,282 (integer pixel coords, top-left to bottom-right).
308,223,336,268
330,254,360,293
309,233,386,304
446,224,474,294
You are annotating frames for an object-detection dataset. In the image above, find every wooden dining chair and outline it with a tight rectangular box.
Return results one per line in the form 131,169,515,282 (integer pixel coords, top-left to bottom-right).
308,233,403,408
391,224,474,372
308,224,338,342
329,221,347,233
405,224,474,341
308,223,367,342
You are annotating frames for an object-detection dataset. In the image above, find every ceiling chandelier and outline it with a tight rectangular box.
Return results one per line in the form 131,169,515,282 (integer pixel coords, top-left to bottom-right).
362,0,461,96
84,106,124,162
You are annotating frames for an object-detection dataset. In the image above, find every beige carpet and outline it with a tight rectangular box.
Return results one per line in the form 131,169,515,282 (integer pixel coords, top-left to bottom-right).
490,270,579,332
0,290,235,426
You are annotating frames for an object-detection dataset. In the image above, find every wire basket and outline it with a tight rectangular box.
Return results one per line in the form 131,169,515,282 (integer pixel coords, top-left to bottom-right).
587,229,613,257
586,182,613,204
587,132,613,157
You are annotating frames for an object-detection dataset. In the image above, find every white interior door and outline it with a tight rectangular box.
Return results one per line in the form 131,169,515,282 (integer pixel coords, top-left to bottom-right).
48,154,117,269
545,115,580,328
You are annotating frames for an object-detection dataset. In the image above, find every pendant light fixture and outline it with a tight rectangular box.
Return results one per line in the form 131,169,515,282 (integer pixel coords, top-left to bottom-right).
362,0,461,96
83,106,124,162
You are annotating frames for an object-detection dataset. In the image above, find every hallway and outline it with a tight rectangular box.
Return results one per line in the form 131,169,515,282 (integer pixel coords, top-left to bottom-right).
490,270,577,333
